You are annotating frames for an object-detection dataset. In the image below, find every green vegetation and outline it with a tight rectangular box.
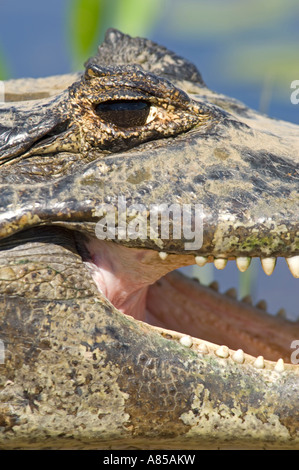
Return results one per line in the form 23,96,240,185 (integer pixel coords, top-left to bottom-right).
67,0,161,70
68,0,102,69
0,47,9,81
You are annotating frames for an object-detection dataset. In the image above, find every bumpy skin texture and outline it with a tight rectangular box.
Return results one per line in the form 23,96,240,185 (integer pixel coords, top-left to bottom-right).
0,236,298,449
0,29,298,449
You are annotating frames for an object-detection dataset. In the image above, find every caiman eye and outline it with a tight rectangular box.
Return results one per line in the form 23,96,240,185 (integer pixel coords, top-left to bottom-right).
95,100,150,128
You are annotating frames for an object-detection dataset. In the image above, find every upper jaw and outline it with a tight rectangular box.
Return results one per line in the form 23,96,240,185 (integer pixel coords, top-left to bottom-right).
1,120,298,268
69,91,299,259
1,66,298,276
68,118,299,261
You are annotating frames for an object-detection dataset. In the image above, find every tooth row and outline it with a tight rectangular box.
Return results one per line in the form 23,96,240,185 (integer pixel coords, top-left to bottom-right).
229,293,289,318
158,251,299,278
193,254,299,278
178,337,286,372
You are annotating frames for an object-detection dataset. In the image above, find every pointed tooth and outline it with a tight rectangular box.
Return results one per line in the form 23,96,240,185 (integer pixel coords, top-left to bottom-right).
232,349,245,364
253,356,265,369
274,358,285,373
209,281,219,291
261,257,276,276
236,257,251,272
215,345,229,358
195,255,208,267
275,358,285,372
214,258,227,270
225,288,237,299
159,252,168,260
286,256,299,278
256,300,267,311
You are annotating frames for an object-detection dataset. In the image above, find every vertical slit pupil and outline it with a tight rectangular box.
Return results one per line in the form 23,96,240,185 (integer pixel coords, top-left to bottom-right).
95,100,150,128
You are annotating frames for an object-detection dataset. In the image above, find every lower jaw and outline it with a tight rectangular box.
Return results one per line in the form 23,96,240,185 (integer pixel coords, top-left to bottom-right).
81,237,299,365
147,270,298,363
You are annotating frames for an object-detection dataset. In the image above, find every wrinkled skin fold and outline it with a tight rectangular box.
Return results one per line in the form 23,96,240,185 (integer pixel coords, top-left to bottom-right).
0,29,298,449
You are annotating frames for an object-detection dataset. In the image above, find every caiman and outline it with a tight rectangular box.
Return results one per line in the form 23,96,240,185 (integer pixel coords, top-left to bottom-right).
0,29,298,450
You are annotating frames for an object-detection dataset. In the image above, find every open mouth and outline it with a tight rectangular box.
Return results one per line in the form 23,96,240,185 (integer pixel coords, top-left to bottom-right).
72,229,299,369
1,28,298,409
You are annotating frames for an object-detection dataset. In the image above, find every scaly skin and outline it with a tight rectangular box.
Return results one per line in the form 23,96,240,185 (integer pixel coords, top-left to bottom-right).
0,30,298,449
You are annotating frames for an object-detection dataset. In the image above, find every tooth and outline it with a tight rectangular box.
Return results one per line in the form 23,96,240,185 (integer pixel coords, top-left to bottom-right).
253,356,265,369
286,255,299,278
159,252,168,260
274,358,284,373
236,257,251,272
214,258,227,270
232,349,245,364
179,335,193,348
195,256,208,267
276,308,286,319
261,257,276,276
242,295,252,305
197,343,209,354
225,288,237,298
215,345,229,358
256,300,267,311
209,281,219,291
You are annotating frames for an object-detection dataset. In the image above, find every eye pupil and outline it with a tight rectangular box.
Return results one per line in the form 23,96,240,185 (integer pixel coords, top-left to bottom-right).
95,100,150,128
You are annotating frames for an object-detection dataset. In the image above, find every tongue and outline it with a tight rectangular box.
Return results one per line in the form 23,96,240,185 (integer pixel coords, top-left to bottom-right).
82,236,194,319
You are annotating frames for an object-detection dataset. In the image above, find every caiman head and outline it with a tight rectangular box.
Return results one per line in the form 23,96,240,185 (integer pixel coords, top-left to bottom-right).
0,29,298,449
